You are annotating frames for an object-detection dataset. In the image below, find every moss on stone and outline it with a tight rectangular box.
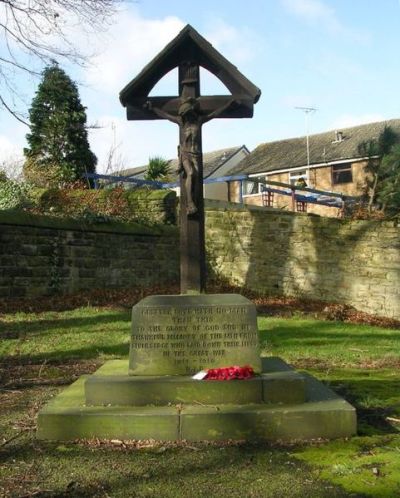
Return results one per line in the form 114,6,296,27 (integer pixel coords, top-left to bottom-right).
0,209,177,236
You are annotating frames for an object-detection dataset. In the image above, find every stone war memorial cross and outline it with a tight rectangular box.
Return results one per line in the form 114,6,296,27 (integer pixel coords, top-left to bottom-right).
119,24,261,294
36,25,356,443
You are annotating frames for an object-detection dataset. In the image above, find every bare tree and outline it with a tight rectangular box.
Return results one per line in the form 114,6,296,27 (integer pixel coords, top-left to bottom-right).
0,153,24,180
104,141,127,176
0,0,123,124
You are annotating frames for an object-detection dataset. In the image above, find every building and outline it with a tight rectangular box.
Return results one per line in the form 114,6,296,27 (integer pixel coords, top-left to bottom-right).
228,119,400,216
120,145,249,202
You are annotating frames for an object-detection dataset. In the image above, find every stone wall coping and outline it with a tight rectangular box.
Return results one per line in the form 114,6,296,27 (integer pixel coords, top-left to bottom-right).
205,203,399,228
0,209,178,237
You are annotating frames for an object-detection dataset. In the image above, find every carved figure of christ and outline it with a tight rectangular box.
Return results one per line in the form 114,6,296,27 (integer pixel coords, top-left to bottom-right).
145,97,235,214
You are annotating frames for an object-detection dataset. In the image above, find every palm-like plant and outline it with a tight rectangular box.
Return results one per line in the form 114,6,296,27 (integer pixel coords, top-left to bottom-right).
144,156,172,182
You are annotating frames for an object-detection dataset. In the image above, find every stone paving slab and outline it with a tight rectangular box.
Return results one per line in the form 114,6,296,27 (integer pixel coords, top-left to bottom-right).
37,377,180,441
180,373,356,441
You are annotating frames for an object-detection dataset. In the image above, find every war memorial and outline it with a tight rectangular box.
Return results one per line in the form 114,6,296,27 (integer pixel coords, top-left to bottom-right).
37,26,356,442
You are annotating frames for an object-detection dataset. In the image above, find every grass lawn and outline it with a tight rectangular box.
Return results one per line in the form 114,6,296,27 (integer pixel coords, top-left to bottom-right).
1,308,400,497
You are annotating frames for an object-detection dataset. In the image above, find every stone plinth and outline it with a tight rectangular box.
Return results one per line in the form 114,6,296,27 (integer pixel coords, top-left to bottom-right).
37,357,357,442
129,294,261,375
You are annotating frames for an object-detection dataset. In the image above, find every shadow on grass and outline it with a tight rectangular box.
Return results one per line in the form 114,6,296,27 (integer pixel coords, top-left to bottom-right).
259,321,400,346
0,312,131,340
328,378,400,436
0,341,130,365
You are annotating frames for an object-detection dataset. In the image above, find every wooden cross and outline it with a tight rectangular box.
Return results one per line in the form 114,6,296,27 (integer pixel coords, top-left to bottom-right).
120,25,260,294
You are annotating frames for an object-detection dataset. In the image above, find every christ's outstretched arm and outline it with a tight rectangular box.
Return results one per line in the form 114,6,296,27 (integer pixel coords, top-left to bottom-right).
200,98,237,124
144,101,180,124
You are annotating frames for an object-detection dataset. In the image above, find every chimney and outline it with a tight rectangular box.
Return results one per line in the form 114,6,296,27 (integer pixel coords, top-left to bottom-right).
334,130,343,142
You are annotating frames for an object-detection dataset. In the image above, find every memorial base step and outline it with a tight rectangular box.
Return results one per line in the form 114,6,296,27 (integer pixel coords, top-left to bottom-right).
37,357,357,442
84,359,306,406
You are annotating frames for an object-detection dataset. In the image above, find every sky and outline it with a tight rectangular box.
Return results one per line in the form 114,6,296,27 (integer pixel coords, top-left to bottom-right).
1,0,400,174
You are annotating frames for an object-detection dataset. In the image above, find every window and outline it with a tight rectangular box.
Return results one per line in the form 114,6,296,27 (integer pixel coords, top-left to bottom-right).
242,181,258,195
242,181,265,196
332,163,352,185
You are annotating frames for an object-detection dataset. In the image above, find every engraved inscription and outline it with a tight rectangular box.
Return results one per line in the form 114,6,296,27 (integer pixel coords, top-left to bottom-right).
130,302,260,375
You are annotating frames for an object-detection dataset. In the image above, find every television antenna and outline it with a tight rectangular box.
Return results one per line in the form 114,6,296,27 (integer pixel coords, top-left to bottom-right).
295,106,317,167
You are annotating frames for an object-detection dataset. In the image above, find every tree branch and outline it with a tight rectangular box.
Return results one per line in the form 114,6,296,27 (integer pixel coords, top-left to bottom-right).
0,93,29,125
0,0,124,120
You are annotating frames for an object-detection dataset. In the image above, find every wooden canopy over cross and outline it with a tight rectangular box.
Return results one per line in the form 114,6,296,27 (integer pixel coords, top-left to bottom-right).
120,25,260,294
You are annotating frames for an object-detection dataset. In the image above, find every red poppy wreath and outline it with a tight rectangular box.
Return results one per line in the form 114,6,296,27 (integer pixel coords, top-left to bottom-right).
204,365,255,380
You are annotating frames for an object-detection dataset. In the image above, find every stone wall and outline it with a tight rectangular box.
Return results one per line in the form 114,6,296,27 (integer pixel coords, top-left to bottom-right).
206,203,400,319
0,211,179,298
1,204,399,320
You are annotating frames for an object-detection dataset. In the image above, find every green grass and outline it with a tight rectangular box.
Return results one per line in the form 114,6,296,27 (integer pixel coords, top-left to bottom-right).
259,317,400,368
0,308,131,361
1,308,400,497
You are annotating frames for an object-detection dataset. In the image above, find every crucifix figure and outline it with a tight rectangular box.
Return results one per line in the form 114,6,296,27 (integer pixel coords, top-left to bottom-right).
119,25,260,295
145,68,236,215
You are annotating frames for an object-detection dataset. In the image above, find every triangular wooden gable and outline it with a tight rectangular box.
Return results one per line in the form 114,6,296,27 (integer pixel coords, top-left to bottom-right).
120,24,261,119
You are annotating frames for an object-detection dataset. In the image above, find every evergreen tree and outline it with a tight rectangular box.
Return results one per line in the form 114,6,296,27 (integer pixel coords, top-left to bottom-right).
358,125,398,212
24,64,96,186
377,144,400,216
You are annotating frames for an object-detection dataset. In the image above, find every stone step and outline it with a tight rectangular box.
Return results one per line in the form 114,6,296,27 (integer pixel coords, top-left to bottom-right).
85,369,305,406
37,359,357,442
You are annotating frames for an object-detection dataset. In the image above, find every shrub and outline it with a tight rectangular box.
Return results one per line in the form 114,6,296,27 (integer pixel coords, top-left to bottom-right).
0,179,31,210
23,157,76,188
32,187,176,225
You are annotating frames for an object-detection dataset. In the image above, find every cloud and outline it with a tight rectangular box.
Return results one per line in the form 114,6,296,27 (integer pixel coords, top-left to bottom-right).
282,0,338,25
84,9,185,96
0,132,24,161
0,134,24,178
330,113,386,130
0,135,18,154
281,0,369,42
203,19,262,66
84,10,259,97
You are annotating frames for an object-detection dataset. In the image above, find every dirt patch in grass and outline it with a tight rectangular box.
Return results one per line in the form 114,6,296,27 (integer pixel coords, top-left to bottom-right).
0,286,180,314
0,359,101,389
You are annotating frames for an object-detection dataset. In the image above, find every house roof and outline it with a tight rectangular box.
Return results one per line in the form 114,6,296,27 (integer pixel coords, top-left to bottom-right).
119,145,248,181
228,119,400,176
119,165,148,178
